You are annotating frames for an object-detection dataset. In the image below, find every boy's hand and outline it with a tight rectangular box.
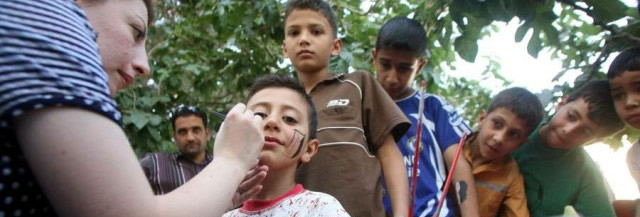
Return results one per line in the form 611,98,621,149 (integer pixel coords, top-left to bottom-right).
230,164,269,208
213,103,264,171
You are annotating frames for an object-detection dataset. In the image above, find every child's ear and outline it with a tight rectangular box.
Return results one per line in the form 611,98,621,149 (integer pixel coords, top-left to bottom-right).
282,43,289,58
478,110,488,122
300,138,319,163
417,58,427,72
371,48,377,63
331,38,343,56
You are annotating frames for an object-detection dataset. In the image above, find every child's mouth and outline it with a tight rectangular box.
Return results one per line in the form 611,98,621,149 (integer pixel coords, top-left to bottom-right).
264,136,283,147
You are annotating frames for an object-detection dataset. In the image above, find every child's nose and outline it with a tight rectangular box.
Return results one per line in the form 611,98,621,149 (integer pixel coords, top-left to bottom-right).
493,130,506,145
298,31,311,45
626,94,639,109
563,122,579,135
263,117,280,131
385,71,399,84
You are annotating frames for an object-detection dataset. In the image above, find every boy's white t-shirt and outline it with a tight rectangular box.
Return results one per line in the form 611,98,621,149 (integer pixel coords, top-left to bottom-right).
629,140,640,192
223,184,350,217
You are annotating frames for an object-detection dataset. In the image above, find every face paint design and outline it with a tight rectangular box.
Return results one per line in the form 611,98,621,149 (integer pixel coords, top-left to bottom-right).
284,129,306,158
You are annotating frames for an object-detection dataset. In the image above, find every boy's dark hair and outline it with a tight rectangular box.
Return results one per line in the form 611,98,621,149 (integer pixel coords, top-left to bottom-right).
284,0,338,38
171,105,208,131
248,74,318,140
607,46,640,78
488,87,544,133
375,16,427,58
565,80,624,136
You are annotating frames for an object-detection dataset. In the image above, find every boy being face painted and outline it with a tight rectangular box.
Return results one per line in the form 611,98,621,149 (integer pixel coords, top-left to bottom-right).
247,74,319,170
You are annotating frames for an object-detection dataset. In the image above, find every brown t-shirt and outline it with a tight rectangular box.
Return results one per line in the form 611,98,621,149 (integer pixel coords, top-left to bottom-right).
296,70,410,217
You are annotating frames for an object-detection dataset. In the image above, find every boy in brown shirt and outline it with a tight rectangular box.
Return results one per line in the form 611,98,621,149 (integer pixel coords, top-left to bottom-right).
282,0,411,216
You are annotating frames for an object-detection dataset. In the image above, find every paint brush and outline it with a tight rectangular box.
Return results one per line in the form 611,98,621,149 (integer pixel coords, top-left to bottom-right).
408,82,426,217
433,133,467,217
212,111,226,120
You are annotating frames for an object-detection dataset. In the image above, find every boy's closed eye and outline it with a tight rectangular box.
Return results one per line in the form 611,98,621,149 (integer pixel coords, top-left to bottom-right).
287,30,300,37
284,116,298,124
492,118,504,129
611,90,624,101
567,110,578,121
508,130,522,139
254,112,300,125
311,28,323,36
255,112,267,119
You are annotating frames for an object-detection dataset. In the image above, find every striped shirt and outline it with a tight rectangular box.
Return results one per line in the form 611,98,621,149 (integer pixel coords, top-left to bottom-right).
0,0,120,216
140,152,213,195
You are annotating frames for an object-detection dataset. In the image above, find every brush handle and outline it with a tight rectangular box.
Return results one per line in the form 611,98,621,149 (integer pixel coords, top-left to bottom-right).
433,133,467,217
408,89,426,217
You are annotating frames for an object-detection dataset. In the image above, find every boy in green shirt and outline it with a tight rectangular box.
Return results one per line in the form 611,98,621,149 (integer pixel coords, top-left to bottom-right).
512,80,624,217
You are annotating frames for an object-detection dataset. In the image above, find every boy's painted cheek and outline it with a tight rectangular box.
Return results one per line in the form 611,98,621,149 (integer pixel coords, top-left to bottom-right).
283,129,306,158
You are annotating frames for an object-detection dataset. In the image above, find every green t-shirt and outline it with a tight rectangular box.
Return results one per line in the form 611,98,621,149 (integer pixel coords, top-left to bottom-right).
512,124,615,217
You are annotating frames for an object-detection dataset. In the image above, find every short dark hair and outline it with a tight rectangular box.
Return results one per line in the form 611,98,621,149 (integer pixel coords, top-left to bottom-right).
284,0,338,38
607,46,640,79
171,105,208,131
488,87,544,133
375,16,427,58
248,74,318,140
565,80,624,136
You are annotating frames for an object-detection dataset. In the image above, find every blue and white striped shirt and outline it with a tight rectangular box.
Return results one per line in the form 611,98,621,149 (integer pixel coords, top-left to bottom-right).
0,1,120,216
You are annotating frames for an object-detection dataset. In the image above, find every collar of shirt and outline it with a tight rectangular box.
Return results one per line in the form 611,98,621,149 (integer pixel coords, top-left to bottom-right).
174,152,213,165
241,184,305,212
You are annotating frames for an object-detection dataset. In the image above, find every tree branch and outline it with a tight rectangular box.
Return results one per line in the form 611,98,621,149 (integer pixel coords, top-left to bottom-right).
556,0,640,43
587,41,612,81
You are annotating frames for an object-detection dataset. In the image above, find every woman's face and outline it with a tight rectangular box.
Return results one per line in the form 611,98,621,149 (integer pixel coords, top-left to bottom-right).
79,0,151,95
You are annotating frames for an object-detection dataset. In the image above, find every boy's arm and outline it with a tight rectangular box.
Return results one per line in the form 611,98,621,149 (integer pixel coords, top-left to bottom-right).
378,134,410,217
498,173,529,217
444,144,480,217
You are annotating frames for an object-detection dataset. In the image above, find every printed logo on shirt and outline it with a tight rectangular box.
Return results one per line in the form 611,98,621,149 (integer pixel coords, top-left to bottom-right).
406,136,422,153
327,99,349,107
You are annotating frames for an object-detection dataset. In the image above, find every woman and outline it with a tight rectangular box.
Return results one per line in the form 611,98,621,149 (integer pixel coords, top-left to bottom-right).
0,0,264,216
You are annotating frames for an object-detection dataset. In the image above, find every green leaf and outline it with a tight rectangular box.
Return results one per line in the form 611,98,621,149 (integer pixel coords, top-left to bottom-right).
584,0,628,23
527,29,542,58
149,114,163,126
541,23,560,46
515,21,532,42
131,111,149,129
454,35,479,62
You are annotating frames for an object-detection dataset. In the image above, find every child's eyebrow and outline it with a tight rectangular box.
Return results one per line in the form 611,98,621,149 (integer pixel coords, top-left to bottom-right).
282,105,304,117
308,23,325,29
288,23,326,29
253,101,303,116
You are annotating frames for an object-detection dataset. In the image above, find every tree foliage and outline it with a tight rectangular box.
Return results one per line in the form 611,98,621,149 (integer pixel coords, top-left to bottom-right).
116,0,640,156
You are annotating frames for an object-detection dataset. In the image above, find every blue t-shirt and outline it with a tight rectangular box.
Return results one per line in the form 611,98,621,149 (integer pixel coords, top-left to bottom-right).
382,91,471,217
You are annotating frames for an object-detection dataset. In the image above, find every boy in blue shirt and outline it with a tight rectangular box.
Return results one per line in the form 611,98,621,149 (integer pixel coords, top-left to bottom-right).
372,16,479,217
